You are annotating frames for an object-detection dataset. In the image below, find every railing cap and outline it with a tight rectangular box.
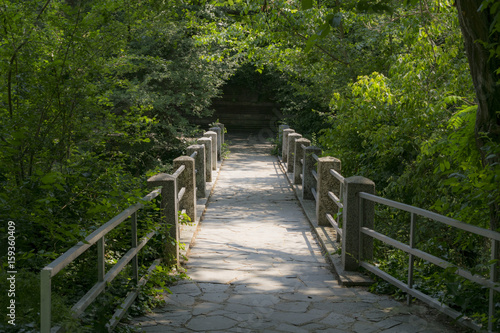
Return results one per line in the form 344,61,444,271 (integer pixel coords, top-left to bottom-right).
188,144,204,149
318,156,340,163
345,175,375,186
295,138,311,143
174,156,195,162
147,173,175,187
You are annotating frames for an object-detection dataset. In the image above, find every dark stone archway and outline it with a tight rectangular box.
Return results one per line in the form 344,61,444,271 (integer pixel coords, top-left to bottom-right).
210,84,282,133
190,66,284,135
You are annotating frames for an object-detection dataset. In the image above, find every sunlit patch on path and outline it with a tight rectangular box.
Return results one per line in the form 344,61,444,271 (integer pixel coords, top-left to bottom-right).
129,133,463,333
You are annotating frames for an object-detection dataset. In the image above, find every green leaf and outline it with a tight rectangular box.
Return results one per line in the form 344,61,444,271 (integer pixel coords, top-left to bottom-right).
41,172,58,184
318,22,331,38
444,160,450,169
491,2,500,15
302,0,313,10
403,0,419,6
331,13,342,28
304,35,319,53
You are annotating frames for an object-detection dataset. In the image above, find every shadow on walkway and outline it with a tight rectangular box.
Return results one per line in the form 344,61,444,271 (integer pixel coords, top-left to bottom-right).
128,134,466,333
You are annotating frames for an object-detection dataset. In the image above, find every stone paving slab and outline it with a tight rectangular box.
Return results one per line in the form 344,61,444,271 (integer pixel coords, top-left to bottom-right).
128,134,468,333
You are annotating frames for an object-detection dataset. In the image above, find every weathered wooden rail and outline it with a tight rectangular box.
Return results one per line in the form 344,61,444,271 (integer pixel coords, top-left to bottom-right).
40,124,225,333
279,125,499,332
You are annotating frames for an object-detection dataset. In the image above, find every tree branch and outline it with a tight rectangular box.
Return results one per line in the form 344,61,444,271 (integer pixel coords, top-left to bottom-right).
7,0,53,119
294,32,350,65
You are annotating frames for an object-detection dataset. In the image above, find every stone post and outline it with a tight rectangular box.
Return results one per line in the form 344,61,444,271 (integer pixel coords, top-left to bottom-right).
287,133,302,173
187,145,205,198
316,157,341,227
215,123,225,146
282,129,295,164
173,156,196,224
343,176,375,271
197,137,213,182
278,124,290,151
293,138,310,185
209,126,222,161
302,146,322,200
204,131,217,171
147,173,179,266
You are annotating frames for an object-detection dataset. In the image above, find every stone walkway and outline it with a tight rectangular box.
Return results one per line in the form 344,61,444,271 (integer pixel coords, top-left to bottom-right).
129,134,464,333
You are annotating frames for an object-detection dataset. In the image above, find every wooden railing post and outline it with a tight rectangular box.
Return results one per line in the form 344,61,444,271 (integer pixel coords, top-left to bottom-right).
294,138,311,185
204,131,217,171
282,128,295,164
317,157,341,227
187,144,206,198
287,133,302,173
209,126,222,161
343,176,375,271
197,137,213,182
302,146,322,200
147,173,179,266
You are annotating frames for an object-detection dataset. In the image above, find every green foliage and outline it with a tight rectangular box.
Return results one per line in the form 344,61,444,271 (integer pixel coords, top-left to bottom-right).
0,0,237,329
479,0,500,79
1,0,499,329
239,0,497,327
0,271,79,332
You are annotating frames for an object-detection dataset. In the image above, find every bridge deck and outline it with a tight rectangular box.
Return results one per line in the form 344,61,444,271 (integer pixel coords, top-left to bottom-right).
129,134,461,332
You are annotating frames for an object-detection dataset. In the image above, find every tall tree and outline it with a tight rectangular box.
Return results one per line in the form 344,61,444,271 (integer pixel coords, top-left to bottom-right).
455,0,500,231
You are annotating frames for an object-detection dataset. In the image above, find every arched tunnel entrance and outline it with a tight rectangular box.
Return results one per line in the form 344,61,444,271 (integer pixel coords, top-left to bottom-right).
191,66,284,139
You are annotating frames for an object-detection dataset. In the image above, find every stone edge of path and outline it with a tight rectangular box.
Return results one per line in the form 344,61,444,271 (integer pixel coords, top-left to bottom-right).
277,156,374,287
179,160,224,264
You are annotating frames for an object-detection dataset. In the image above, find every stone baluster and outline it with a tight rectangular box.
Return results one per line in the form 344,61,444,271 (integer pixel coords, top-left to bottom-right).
278,124,290,152
209,126,222,162
294,138,310,185
187,145,206,198
173,156,196,224
204,131,217,171
215,123,225,146
286,133,302,173
147,173,180,266
343,176,375,271
316,157,341,227
282,129,295,164
197,137,213,182
302,146,322,200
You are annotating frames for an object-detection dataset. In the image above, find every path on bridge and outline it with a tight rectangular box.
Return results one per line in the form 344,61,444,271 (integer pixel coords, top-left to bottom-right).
130,134,460,333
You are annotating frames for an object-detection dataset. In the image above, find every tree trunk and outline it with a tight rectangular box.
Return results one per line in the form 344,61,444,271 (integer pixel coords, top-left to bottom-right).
455,0,500,232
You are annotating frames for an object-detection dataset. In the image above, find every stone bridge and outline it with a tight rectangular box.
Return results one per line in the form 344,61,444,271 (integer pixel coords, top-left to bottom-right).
128,133,463,333
42,125,487,332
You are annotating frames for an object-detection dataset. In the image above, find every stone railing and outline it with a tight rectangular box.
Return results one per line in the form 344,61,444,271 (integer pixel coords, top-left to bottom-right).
277,125,499,331
40,123,226,333
278,125,374,274
147,124,225,266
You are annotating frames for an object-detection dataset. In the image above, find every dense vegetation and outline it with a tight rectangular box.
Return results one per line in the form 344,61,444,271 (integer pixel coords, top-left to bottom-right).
0,0,499,331
0,1,237,331
194,0,500,328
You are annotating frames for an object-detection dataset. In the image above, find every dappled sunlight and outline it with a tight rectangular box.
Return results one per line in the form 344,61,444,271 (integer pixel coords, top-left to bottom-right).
130,134,462,332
